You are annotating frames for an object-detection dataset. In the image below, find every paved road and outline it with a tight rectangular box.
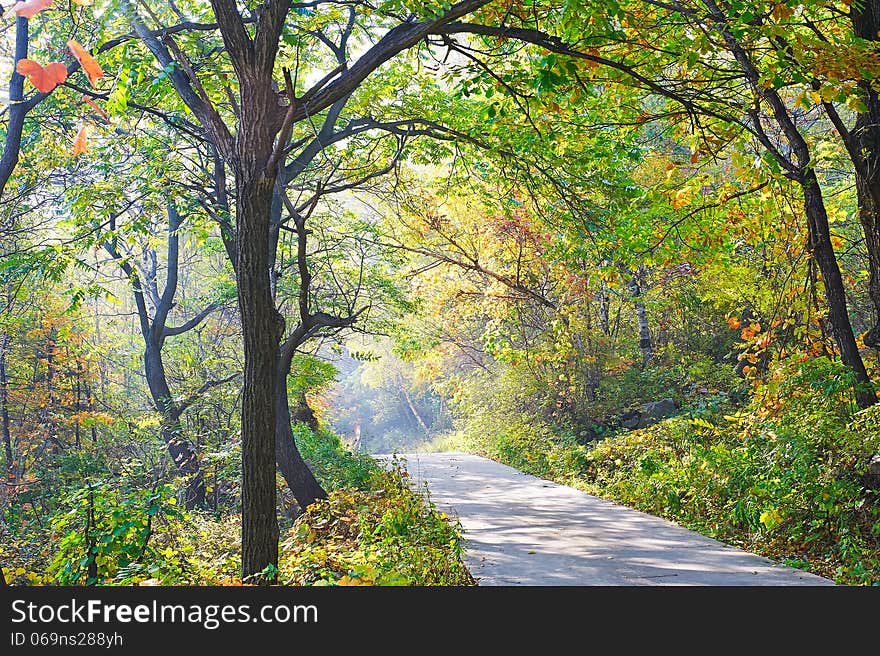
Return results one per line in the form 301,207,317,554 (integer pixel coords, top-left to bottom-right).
385,452,834,586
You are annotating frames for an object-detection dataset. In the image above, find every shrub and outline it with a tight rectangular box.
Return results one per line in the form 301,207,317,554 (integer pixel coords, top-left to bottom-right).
279,460,474,586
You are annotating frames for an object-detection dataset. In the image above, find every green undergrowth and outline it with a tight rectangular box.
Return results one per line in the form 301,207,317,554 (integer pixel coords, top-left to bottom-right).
442,357,880,585
2,428,472,586
279,459,475,586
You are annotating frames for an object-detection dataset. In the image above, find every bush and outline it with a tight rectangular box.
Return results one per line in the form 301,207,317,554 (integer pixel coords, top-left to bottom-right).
579,357,880,584
294,423,378,490
279,460,475,586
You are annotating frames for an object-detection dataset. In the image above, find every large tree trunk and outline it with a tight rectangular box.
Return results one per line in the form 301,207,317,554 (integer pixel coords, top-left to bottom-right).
236,172,284,581
144,345,205,508
850,0,880,350
803,173,876,409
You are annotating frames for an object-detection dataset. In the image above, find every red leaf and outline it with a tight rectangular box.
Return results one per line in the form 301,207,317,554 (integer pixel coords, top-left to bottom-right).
15,59,68,93
67,39,104,88
13,0,53,19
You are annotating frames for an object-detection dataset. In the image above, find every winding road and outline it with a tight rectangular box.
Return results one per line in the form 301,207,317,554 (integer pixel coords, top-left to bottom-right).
387,452,834,586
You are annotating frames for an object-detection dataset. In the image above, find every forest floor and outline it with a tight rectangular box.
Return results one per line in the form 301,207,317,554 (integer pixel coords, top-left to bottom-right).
387,452,834,586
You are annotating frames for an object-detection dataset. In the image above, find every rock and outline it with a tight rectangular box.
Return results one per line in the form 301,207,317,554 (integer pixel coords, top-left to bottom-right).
620,398,678,430
575,427,599,445
621,409,642,430
640,398,677,427
866,455,880,490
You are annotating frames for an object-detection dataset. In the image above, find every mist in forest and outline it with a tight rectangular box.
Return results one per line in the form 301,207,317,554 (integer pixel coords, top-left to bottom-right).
323,342,452,455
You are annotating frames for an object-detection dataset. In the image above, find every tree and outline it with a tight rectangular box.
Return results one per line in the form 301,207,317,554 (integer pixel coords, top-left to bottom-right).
429,0,876,407
118,0,495,580
101,202,229,508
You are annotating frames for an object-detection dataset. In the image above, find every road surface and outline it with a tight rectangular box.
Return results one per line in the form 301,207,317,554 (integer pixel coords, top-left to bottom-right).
385,452,834,586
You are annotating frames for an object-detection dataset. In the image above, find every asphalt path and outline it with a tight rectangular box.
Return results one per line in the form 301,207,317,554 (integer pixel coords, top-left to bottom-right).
386,452,834,586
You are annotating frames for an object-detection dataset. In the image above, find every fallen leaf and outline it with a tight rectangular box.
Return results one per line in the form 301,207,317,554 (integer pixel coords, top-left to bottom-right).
67,39,104,87
16,59,68,93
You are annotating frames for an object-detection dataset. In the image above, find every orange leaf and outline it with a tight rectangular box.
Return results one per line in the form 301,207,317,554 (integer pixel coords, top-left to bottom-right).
67,39,104,88
740,323,761,340
81,95,108,121
15,58,68,93
72,125,88,157
13,0,53,19
726,316,741,330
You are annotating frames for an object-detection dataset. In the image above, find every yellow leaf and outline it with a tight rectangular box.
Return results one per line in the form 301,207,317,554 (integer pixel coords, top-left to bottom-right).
818,85,837,103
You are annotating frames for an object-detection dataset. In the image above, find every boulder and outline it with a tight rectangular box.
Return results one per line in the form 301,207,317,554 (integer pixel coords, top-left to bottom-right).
640,398,677,427
621,409,642,430
867,455,880,489
621,398,678,430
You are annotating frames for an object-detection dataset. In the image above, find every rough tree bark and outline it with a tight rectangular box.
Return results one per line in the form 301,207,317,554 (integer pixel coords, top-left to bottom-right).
802,174,876,408
847,0,880,350
235,172,284,580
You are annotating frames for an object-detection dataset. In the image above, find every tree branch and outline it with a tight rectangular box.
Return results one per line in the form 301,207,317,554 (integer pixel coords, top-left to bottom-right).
176,372,240,415
163,303,220,337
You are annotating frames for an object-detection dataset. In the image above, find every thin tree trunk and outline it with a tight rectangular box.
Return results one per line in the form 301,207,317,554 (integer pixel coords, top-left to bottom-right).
43,332,62,453
631,269,654,368
598,287,610,335
708,0,876,408
105,206,212,507
274,331,326,513
0,17,28,199
275,382,326,512
267,184,327,513
635,300,653,368
144,345,206,508
85,486,98,584
1,334,14,484
400,378,430,436
74,360,82,448
804,174,876,408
